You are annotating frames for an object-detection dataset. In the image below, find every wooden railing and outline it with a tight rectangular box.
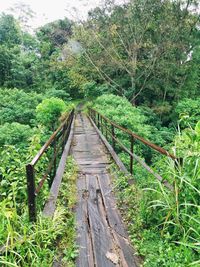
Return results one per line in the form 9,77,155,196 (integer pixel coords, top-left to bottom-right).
26,109,74,221
88,108,177,189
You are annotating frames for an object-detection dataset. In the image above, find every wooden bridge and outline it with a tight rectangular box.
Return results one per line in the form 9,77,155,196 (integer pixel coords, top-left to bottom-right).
26,105,176,266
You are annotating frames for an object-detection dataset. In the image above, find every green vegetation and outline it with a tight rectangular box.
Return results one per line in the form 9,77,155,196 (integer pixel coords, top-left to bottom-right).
111,120,200,266
0,122,32,147
36,98,66,130
174,98,200,128
0,89,43,125
0,157,78,266
92,94,200,266
55,157,78,266
93,94,172,145
92,94,174,165
0,0,199,265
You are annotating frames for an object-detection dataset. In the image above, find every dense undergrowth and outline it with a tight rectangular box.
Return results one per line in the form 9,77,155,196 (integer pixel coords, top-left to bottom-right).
113,167,200,266
0,154,77,267
91,94,174,167
0,87,77,265
93,95,200,266
54,157,78,267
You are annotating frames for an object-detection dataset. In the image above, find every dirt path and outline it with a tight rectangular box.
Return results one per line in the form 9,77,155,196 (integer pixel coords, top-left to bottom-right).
71,112,139,267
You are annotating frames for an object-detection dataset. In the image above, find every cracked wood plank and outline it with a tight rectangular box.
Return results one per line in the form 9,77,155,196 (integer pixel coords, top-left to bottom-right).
76,175,94,267
86,174,116,267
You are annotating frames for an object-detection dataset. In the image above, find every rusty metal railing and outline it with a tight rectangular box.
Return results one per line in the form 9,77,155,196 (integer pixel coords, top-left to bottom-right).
88,108,177,189
26,109,74,221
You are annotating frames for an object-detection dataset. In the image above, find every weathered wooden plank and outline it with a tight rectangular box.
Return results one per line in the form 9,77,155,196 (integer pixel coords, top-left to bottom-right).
76,175,94,267
88,116,129,174
73,156,108,161
73,153,108,159
97,173,127,238
115,232,139,267
98,174,139,267
86,175,116,267
71,113,139,267
78,160,109,165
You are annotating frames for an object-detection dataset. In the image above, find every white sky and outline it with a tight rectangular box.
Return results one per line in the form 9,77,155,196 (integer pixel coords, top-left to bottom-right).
0,0,102,28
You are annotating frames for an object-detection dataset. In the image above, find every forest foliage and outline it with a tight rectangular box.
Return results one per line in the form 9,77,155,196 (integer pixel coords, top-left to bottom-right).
0,0,199,266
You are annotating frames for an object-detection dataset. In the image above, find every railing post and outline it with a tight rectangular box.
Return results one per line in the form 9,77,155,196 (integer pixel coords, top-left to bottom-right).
69,109,74,134
101,116,103,134
97,113,100,129
111,125,115,150
26,164,36,222
130,135,134,175
95,111,98,125
63,121,67,151
49,138,57,188
105,120,108,139
53,138,57,178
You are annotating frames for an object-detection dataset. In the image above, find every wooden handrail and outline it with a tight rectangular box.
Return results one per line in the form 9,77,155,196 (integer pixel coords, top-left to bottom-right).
31,114,71,166
88,108,176,190
89,108,176,160
26,109,74,221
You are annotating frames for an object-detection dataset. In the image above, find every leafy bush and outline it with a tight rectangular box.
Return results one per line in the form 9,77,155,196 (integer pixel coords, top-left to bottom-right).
82,81,97,98
151,101,173,126
93,94,152,138
92,94,170,164
174,98,200,128
0,131,47,211
83,82,110,98
0,122,32,148
0,88,43,126
36,97,66,130
0,146,28,208
45,88,71,100
139,105,174,147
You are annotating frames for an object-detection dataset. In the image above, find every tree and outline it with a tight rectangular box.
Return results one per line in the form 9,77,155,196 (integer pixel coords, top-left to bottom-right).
37,18,73,57
73,0,200,106
0,13,22,47
0,13,42,89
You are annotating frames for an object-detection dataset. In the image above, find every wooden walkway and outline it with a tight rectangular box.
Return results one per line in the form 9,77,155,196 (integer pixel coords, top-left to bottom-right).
71,112,139,267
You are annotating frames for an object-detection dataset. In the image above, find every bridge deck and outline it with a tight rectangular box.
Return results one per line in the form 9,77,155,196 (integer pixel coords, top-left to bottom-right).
71,112,138,267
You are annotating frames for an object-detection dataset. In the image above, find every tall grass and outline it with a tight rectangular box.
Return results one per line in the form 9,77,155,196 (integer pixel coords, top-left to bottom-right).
111,121,200,265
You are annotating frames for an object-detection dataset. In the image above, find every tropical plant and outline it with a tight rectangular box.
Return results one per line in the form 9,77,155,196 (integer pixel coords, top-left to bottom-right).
36,97,66,130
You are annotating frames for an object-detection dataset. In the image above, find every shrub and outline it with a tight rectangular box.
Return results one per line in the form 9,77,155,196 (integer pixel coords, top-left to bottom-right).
0,122,32,148
45,88,71,100
93,94,152,138
0,88,43,126
174,98,200,128
36,97,66,130
83,82,110,98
